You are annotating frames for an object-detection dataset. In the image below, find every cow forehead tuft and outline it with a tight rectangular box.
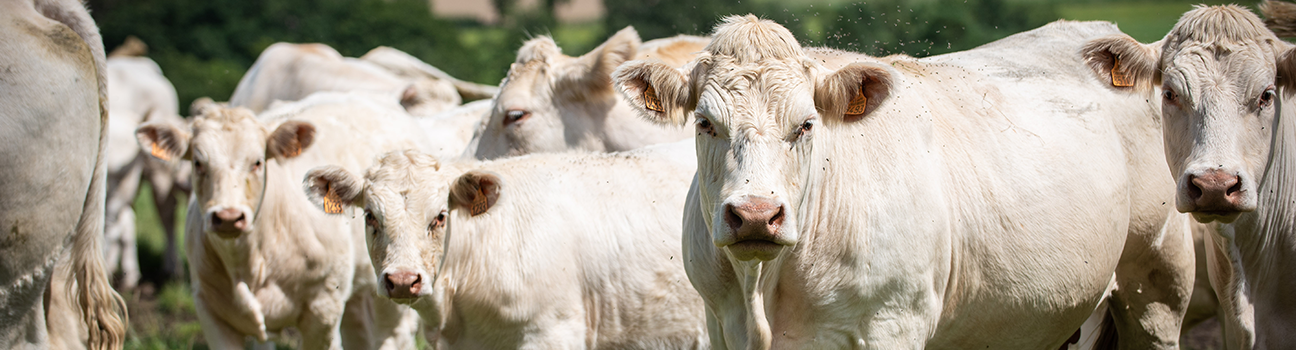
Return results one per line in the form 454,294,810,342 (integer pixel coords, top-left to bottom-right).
706,15,805,64
1167,5,1277,51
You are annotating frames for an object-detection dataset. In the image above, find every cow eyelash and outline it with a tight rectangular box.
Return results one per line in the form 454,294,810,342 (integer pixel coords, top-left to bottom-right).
1162,89,1177,103
696,117,716,137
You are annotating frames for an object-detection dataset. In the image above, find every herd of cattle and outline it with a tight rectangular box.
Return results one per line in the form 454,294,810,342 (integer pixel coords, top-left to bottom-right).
4,0,1296,349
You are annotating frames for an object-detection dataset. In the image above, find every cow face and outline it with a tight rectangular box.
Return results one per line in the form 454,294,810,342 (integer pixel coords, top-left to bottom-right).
137,106,314,238
474,27,640,159
1083,5,1296,223
304,151,456,303
615,16,892,261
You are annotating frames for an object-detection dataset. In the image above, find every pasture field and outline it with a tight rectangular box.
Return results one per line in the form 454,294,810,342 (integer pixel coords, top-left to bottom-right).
118,1,1249,348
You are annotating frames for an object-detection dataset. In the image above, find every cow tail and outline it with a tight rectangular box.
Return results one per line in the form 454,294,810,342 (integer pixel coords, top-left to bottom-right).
1092,307,1119,350
38,0,129,348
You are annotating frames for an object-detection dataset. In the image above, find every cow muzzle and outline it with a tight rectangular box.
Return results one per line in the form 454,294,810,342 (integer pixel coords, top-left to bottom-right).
717,195,795,261
382,270,424,302
1180,168,1251,222
206,206,251,238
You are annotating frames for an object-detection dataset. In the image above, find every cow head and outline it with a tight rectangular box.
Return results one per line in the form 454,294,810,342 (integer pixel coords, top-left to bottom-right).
473,27,641,159
137,106,315,238
304,150,460,304
1082,4,1296,223
614,15,893,261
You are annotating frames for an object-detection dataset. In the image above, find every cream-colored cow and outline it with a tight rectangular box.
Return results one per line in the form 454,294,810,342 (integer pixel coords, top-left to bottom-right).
359,46,499,102
1082,4,1296,348
102,52,192,289
229,43,461,116
0,0,127,348
471,27,708,159
616,16,1195,349
303,143,708,349
136,93,428,349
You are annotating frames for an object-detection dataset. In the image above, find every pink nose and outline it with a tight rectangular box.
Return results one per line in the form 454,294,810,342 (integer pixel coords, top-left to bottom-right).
384,272,422,299
1187,169,1243,213
724,196,785,242
210,208,247,234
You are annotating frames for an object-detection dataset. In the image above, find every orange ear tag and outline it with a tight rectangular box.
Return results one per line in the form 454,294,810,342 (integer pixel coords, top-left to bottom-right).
470,186,488,216
1111,56,1134,87
845,85,868,116
321,187,345,214
150,143,172,162
644,84,665,112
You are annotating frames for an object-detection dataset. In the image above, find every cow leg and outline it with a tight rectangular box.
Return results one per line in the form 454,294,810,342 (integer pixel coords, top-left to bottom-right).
117,208,140,290
194,294,249,350
1181,222,1219,333
369,295,419,350
299,305,345,350
157,192,182,280
1108,210,1195,350
102,212,124,284
340,291,376,350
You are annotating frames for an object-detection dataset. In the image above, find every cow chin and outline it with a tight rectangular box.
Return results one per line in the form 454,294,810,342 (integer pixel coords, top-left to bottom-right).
1189,211,1243,224
725,240,786,261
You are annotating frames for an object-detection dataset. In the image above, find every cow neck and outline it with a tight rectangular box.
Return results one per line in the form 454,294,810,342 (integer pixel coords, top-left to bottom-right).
1233,95,1296,267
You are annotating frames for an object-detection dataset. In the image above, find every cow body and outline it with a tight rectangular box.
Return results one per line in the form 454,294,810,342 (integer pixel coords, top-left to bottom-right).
0,0,127,348
304,142,707,349
103,54,190,288
616,18,1193,349
137,93,428,349
1083,4,1296,348
471,28,707,159
229,43,461,116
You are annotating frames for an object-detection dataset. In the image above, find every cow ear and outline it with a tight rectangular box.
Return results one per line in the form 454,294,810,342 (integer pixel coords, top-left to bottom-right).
815,62,894,123
575,26,642,92
267,120,316,160
303,166,363,214
1277,46,1296,92
136,121,191,162
1081,34,1161,89
613,60,694,126
449,170,502,217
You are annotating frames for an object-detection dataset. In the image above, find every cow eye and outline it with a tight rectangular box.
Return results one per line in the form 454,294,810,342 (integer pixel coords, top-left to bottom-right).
696,117,715,137
364,210,378,229
504,109,530,126
429,210,447,233
1163,89,1177,103
193,159,205,174
252,159,263,171
1260,87,1276,108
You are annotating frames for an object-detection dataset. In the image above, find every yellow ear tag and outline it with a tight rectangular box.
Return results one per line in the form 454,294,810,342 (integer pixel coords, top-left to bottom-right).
470,186,488,216
321,187,345,214
1111,56,1134,87
845,85,868,116
644,84,664,112
149,143,172,162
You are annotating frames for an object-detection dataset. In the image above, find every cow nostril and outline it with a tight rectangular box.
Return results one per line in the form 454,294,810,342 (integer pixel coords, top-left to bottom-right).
724,204,742,231
1227,178,1242,197
768,206,784,229
210,213,224,226
384,275,396,292
1186,176,1204,201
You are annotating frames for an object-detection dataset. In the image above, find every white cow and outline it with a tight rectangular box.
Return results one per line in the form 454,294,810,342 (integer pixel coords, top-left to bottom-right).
471,27,708,159
1082,3,1296,348
103,52,191,288
136,93,428,349
303,143,708,349
359,46,499,102
229,42,461,116
615,16,1195,349
417,99,492,161
0,0,128,348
